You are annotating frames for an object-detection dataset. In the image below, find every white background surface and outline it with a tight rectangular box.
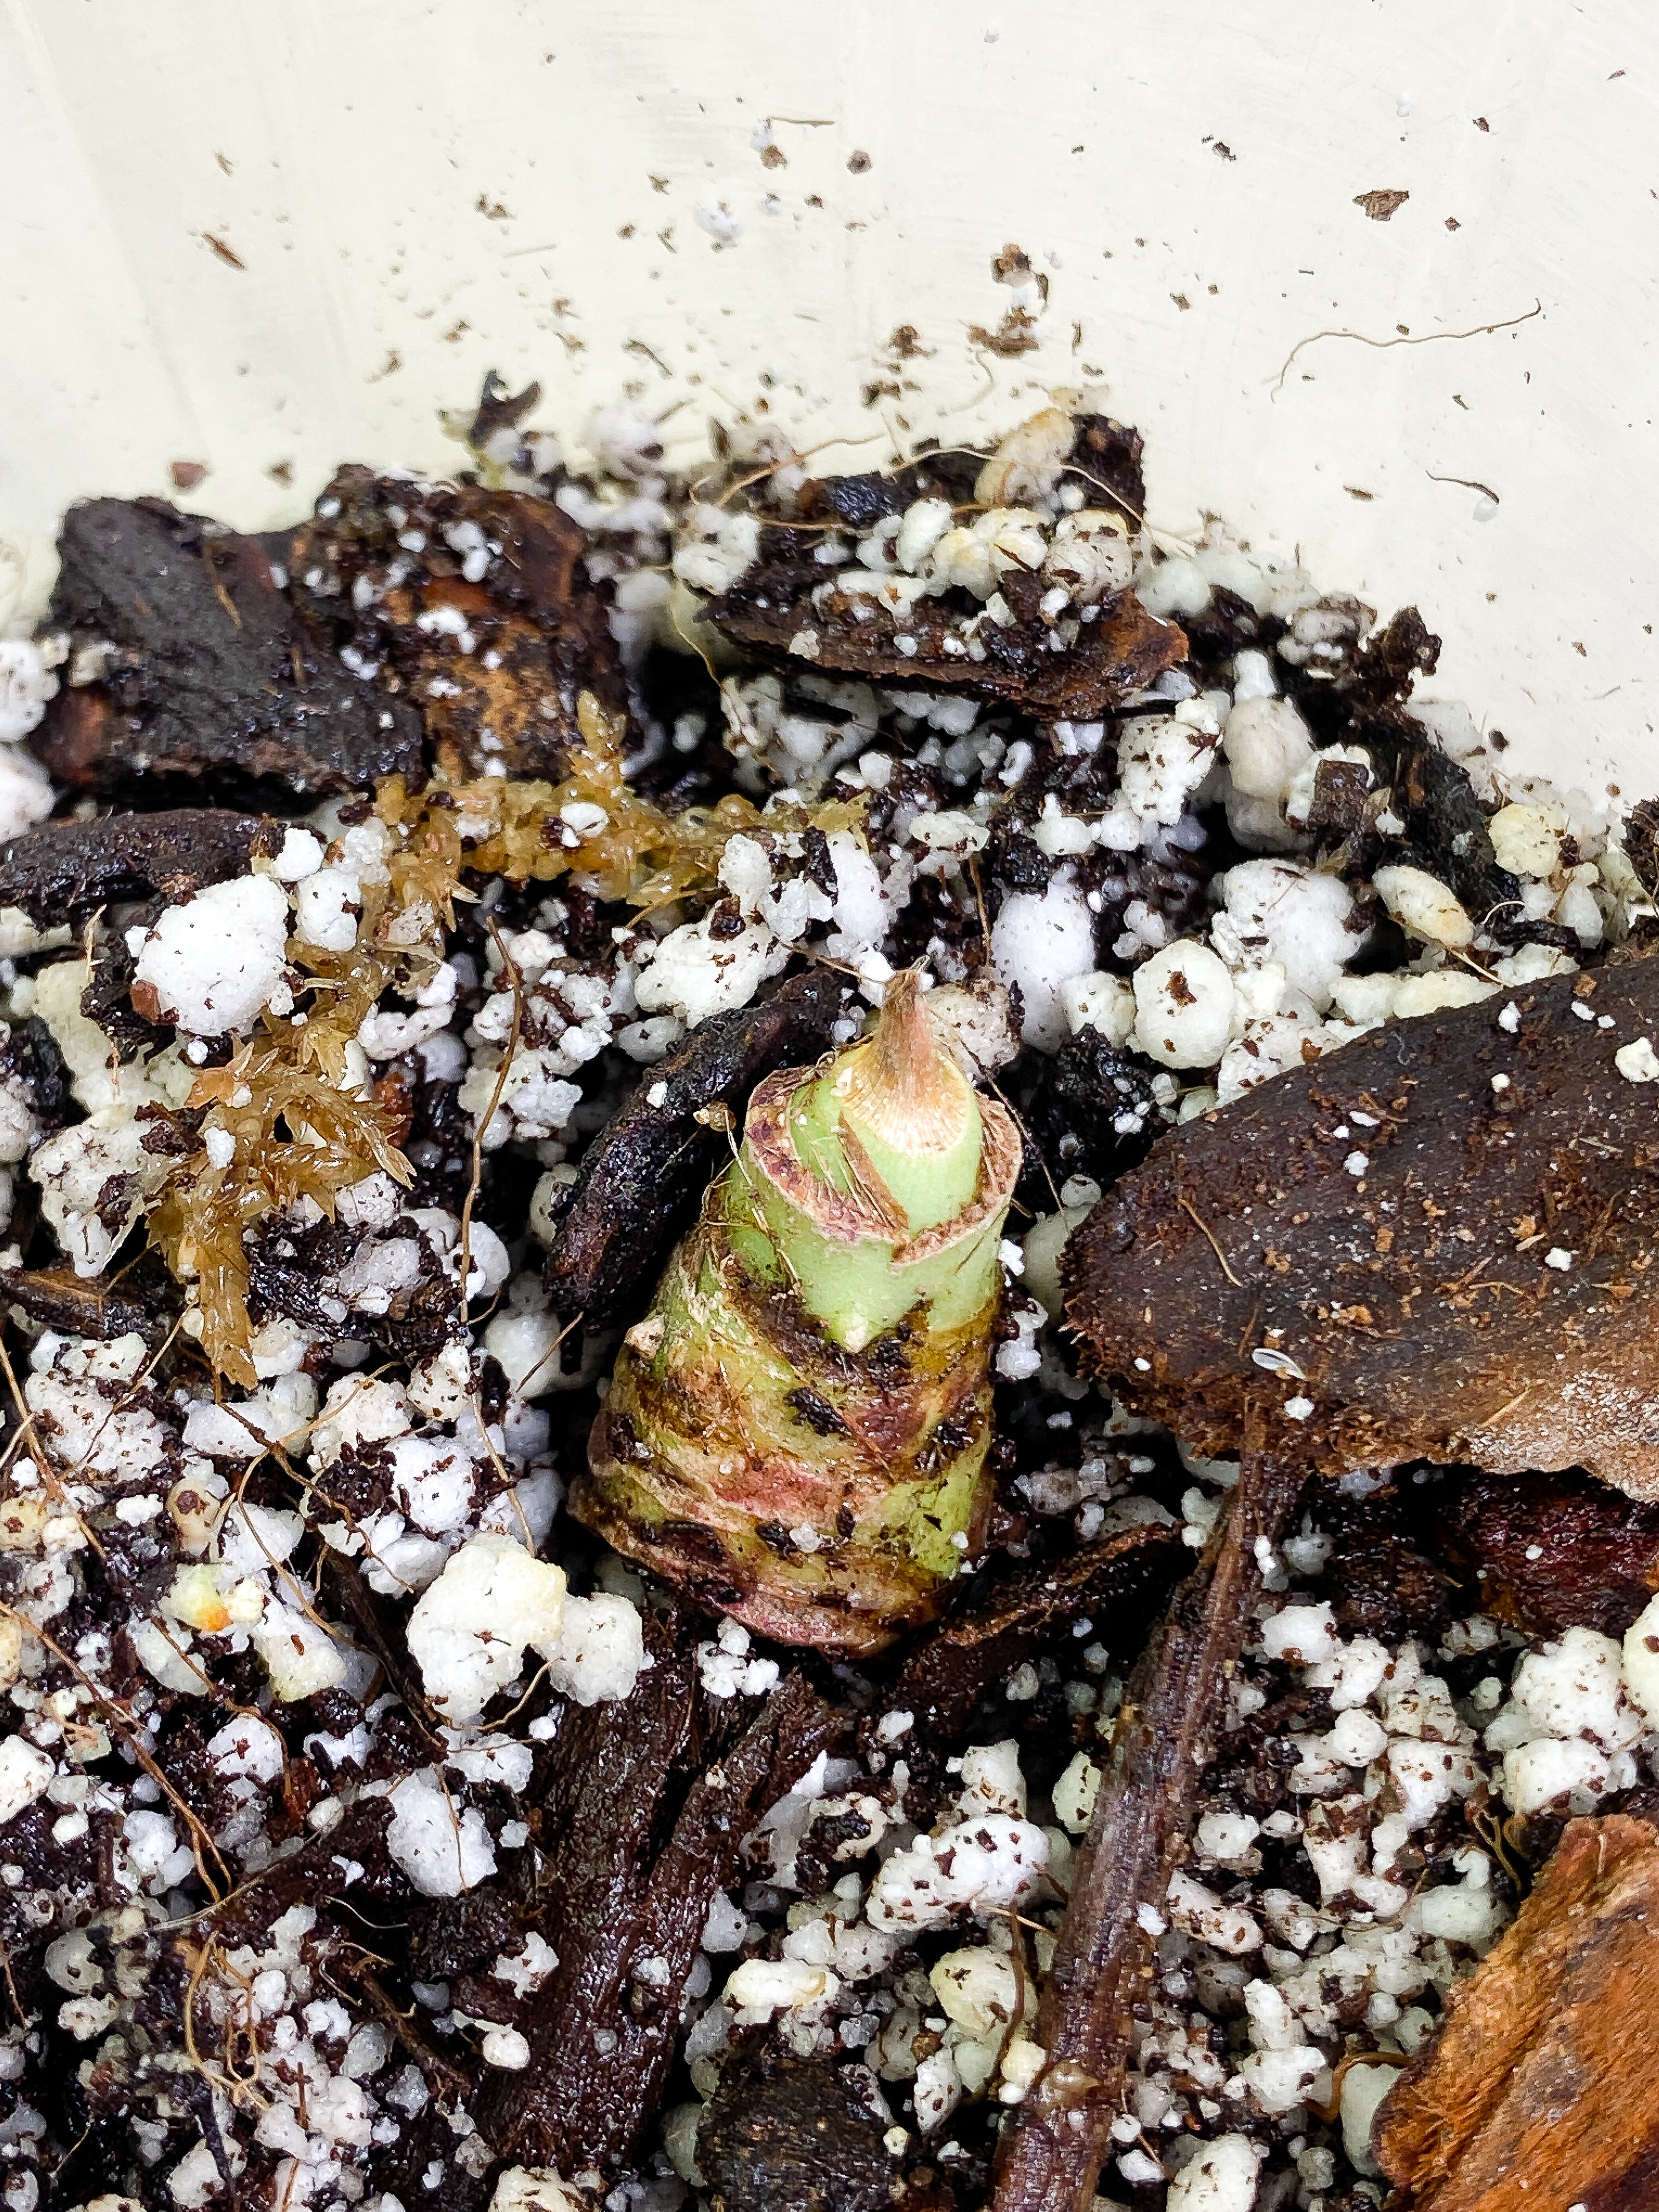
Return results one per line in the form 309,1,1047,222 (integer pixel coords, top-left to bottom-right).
2,0,1654,789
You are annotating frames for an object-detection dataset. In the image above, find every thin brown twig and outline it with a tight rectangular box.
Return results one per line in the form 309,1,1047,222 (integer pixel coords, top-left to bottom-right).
478,1660,552,1734
1271,299,1543,397
965,851,992,956
0,1330,104,1561
1311,2047,1412,2125
697,429,888,510
510,1308,586,1402
983,1070,1061,1217
180,1932,269,2112
1426,470,1502,504
1479,1383,1536,1427
1449,946,1500,984
0,1929,26,2025
1000,1906,1031,2080
1178,1196,1244,1288
201,542,245,631
992,1412,1304,2212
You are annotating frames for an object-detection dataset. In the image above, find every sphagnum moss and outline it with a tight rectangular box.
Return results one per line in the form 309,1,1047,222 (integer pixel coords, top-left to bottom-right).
574,972,1022,1653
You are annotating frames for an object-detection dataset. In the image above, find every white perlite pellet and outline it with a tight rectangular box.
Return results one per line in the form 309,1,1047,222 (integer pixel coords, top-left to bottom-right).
1166,2134,1264,2212
133,873,291,1033
1372,862,1475,949
1132,940,1238,1069
1222,693,1313,804
1616,1035,1659,1082
991,874,1099,1051
0,1735,54,1825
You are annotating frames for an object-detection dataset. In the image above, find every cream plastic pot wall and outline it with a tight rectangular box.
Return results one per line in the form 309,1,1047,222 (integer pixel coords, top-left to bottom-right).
2,0,1654,792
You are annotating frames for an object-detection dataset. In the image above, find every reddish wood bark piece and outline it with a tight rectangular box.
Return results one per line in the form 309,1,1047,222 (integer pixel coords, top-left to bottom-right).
544,967,847,1330
1374,1813,1659,2210
1431,1465,1659,1640
1065,957,1659,1498
885,1520,1186,1750
482,1610,841,2178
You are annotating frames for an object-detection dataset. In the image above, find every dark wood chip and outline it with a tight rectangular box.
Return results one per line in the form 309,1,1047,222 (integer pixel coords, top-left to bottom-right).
1348,605,1441,708
0,808,277,928
34,498,422,803
792,452,980,532
706,569,1184,721
199,1796,394,1951
700,2052,957,2212
1058,414,1148,524
1316,1476,1460,1643
1430,1465,1659,1640
466,370,543,451
1282,608,1566,953
288,467,628,780
1064,955,1659,1500
410,1888,522,1979
317,1554,447,1758
1383,733,1561,951
884,1523,1186,1751
1305,753,1375,842
483,1610,843,2177
0,1015,69,1133
1022,1032,1168,1192
1,1264,173,1346
544,967,847,1329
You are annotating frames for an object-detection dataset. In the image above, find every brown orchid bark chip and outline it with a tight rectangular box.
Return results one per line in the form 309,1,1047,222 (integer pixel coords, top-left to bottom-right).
708,574,1186,719
1430,1465,1659,1640
1065,955,1659,1499
289,467,629,781
0,807,279,927
1374,1813,1659,2210
544,967,848,1332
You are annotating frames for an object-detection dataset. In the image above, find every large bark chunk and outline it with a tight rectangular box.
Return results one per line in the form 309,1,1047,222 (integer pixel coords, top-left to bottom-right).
289,467,627,780
1065,957,1659,1499
35,498,422,802
1374,1814,1659,2210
